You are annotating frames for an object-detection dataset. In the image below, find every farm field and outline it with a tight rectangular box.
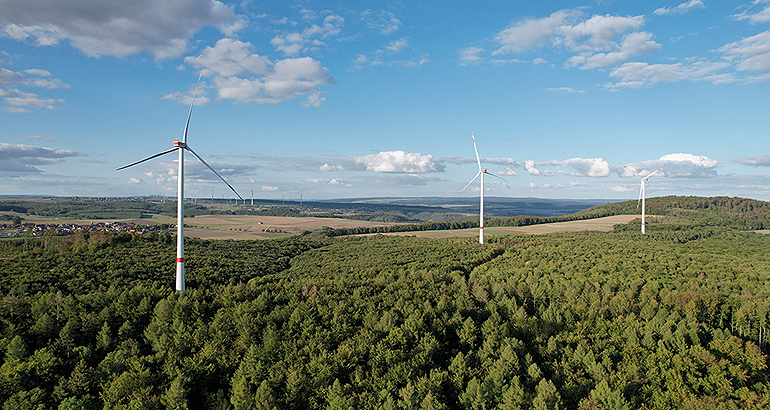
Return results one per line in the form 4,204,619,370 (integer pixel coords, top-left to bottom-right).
179,215,402,239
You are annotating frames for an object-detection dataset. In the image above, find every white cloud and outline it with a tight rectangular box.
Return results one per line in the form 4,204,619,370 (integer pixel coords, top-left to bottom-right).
527,181,587,189
459,46,485,65
182,39,335,107
527,158,610,177
546,87,584,93
606,60,733,89
354,151,444,173
608,185,633,192
497,166,518,176
361,10,402,35
494,10,578,54
525,160,556,176
719,31,770,73
567,31,660,69
320,163,346,172
0,67,70,112
0,0,235,60
731,155,770,167
306,178,352,187
733,2,770,24
493,10,658,70
270,14,344,56
654,0,705,16
385,37,409,54
261,185,278,191
0,143,86,172
128,177,143,185
620,153,719,178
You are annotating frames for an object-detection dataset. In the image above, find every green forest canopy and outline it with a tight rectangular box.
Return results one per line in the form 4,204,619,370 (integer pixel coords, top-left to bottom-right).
0,196,769,409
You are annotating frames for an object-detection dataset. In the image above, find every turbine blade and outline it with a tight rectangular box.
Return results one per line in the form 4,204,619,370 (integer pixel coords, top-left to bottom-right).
472,133,481,171
182,71,203,144
621,162,643,180
461,171,482,193
116,147,179,170
185,145,244,201
644,167,663,178
484,170,509,183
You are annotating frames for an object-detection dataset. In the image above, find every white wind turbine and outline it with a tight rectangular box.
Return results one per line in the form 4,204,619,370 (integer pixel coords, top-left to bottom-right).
622,163,662,234
118,73,243,292
462,133,507,244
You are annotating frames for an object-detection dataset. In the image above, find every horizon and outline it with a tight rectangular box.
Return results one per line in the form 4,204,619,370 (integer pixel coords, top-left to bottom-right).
2,1,770,201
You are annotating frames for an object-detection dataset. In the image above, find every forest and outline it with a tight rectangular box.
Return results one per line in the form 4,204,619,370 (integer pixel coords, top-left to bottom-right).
1,196,769,409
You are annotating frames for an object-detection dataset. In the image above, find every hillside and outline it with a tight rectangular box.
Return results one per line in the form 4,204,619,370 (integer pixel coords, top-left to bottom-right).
0,197,769,408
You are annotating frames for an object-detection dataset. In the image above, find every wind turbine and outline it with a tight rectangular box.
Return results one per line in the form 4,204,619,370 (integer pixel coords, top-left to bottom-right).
118,73,243,292
462,133,507,244
622,163,662,234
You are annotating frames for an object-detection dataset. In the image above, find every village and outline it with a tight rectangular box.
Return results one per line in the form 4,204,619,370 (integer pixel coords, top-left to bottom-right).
0,220,152,238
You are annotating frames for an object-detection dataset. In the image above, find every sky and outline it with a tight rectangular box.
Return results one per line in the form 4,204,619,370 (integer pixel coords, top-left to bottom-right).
2,0,770,202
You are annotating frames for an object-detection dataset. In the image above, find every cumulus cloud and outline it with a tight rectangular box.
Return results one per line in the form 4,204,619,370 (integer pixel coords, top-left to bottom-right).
526,158,610,177
492,10,658,69
181,38,335,107
0,0,235,60
620,153,719,177
654,0,705,16
731,155,770,167
354,151,445,173
0,143,86,172
566,31,659,69
261,185,278,191
719,31,770,73
525,160,555,176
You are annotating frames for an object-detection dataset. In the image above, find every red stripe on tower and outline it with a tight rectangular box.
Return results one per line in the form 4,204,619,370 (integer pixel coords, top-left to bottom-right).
177,258,184,263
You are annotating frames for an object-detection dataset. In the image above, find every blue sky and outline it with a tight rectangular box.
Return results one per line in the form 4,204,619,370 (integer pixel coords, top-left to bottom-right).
2,0,770,202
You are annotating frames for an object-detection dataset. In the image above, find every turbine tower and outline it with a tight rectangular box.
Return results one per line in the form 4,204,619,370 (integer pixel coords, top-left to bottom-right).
462,133,507,244
118,73,243,292
622,164,662,234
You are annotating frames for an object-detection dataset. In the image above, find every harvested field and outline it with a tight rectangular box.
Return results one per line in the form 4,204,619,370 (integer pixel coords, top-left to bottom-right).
179,215,401,240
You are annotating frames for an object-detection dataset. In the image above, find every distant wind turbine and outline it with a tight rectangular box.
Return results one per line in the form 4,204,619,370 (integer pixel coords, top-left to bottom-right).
118,73,243,292
622,163,662,234
462,133,507,244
